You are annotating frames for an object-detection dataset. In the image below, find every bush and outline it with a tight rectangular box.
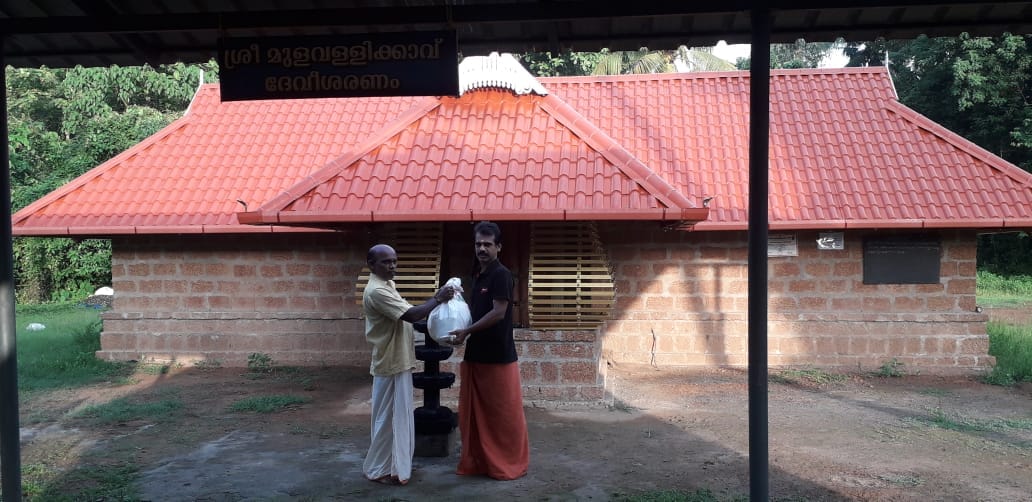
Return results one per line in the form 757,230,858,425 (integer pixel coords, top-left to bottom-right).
987,321,1032,384
13,237,111,304
978,232,1032,276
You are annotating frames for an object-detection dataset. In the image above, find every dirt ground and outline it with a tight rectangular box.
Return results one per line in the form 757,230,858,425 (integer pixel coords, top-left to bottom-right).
11,307,1032,501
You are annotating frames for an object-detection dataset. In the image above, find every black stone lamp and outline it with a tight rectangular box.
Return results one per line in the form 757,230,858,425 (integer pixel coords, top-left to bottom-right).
411,320,457,457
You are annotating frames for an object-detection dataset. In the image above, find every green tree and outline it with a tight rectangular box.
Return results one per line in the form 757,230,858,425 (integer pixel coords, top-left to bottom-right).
590,46,734,75
736,39,844,70
773,39,843,69
845,34,1032,274
8,61,218,303
518,51,602,77
845,34,1032,172
953,34,1032,168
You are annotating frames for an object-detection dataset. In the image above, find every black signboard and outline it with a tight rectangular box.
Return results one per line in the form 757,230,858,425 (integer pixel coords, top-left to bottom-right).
862,237,941,284
219,31,458,101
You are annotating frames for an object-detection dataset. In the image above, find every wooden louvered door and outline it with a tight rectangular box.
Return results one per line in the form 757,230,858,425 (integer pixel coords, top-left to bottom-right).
355,223,443,305
528,222,615,330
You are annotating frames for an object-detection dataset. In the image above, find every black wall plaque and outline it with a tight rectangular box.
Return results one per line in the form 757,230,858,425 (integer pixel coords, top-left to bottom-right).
219,31,458,101
862,237,941,284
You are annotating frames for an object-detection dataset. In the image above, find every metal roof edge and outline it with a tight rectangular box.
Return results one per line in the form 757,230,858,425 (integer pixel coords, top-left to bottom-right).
248,208,709,225
693,218,1029,232
29,216,1012,237
11,223,338,237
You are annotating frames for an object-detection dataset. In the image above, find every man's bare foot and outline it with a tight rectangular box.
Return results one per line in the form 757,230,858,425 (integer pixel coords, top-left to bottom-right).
368,475,408,485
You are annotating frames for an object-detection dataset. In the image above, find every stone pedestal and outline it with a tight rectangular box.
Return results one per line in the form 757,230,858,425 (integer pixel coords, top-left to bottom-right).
412,321,457,457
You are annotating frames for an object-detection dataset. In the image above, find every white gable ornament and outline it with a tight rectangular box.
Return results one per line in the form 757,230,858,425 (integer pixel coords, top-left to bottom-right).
458,52,548,96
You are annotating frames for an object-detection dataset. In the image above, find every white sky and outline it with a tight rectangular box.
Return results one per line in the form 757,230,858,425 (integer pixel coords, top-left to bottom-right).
710,40,849,68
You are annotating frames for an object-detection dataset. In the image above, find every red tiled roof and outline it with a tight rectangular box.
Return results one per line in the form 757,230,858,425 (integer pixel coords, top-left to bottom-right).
11,89,428,235
545,68,1032,231
238,90,705,225
13,66,1032,236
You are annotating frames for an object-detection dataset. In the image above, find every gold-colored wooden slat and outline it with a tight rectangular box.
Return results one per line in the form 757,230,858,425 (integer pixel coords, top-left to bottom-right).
529,267,613,273
530,316,611,322
531,262,608,267
531,313,611,318
354,223,443,305
528,221,614,330
530,276,613,280
528,283,606,287
530,284,612,288
531,247,596,254
530,262,604,266
531,314,612,318
532,303,610,307
531,308,610,313
530,308,611,314
530,299,613,305
529,320,610,327
530,298,611,304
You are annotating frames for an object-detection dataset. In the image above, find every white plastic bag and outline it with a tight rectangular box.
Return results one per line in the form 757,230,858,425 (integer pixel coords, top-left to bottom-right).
427,277,471,344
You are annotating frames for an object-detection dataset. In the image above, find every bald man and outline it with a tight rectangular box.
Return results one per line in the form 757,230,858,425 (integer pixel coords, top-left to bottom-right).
361,244,454,485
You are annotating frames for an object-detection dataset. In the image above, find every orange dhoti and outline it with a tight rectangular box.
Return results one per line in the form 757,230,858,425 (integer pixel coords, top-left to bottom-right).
456,361,529,480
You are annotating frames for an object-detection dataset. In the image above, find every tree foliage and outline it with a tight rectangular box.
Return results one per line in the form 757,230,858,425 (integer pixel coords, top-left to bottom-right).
845,34,1032,172
519,47,735,78
8,61,218,303
735,38,844,69
845,34,1032,273
589,46,735,75
518,51,602,77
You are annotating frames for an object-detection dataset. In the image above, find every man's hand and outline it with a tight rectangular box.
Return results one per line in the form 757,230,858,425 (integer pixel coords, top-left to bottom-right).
434,285,456,303
448,328,469,345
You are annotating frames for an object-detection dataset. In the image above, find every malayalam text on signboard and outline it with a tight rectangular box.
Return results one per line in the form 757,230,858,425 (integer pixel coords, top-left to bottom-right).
219,31,459,101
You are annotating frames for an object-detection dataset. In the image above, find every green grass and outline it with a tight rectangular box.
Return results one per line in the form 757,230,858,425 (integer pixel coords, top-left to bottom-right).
15,302,133,392
986,321,1032,384
228,394,310,413
21,458,139,501
73,394,184,424
771,367,847,386
873,358,906,377
977,270,1032,307
976,270,1032,385
611,489,788,502
917,408,1032,433
917,387,952,397
612,489,728,502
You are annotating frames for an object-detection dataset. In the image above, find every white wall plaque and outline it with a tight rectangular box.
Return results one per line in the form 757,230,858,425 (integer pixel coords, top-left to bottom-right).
767,234,798,257
817,232,845,250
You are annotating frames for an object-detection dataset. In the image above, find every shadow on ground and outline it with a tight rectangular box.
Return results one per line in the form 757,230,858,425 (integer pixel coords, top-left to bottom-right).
15,362,1032,501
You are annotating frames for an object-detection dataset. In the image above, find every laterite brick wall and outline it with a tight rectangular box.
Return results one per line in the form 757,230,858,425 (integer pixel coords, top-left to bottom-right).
98,225,992,405
599,225,992,375
99,234,366,366
98,233,605,402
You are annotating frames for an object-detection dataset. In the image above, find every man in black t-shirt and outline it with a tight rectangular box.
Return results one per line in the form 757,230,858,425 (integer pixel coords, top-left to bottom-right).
449,221,529,480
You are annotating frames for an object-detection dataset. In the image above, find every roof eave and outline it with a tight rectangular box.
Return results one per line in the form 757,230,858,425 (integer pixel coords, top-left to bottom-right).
11,223,334,237
238,207,710,225
698,218,1032,232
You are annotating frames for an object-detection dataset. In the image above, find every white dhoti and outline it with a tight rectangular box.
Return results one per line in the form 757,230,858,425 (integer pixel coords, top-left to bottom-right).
363,370,415,483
